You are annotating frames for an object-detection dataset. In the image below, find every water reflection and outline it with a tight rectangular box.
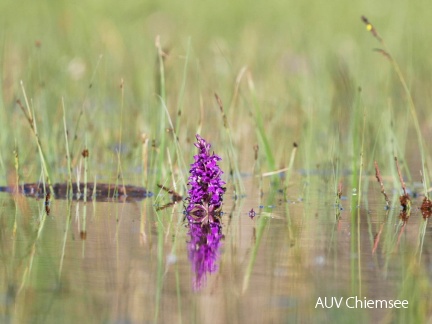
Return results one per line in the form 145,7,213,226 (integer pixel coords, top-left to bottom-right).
187,223,223,290
1,175,431,322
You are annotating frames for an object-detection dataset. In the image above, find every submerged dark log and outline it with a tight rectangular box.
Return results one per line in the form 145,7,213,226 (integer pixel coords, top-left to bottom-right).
0,182,152,201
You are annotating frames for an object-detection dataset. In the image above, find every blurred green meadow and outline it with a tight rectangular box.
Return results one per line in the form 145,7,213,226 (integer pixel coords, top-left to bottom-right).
0,0,431,184
1,0,432,323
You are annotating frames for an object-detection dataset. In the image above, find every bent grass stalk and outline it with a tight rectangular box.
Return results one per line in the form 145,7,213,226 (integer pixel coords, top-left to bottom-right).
229,66,247,111
17,83,54,194
362,16,429,197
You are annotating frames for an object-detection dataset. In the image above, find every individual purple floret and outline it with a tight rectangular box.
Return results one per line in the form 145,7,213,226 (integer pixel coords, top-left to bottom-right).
187,222,223,290
186,134,226,224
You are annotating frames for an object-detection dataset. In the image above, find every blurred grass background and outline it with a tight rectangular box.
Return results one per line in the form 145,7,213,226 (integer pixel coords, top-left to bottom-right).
1,2,432,322
0,0,431,187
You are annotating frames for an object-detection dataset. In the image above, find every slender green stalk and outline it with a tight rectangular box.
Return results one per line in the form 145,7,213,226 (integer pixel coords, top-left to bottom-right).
284,142,298,197
215,93,245,194
229,66,247,111
155,35,168,185
114,80,126,196
12,145,19,237
62,98,73,197
119,79,124,157
349,88,362,296
246,73,276,173
141,133,149,188
114,149,125,199
356,106,367,298
92,175,97,201
70,54,103,159
160,98,187,192
0,147,4,174
76,153,82,198
175,37,191,134
83,138,88,203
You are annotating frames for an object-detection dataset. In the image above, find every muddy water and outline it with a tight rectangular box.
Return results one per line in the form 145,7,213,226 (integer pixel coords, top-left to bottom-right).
0,176,431,323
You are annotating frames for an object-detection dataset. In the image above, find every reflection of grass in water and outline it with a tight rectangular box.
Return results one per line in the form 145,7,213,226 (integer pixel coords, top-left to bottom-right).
390,257,431,323
18,201,49,293
153,208,165,323
242,190,275,293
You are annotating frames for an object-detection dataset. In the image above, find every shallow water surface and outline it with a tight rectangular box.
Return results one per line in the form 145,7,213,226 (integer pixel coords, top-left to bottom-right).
0,176,431,323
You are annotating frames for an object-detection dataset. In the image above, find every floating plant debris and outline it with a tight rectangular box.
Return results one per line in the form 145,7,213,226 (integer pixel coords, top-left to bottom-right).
156,184,183,211
0,182,152,202
186,134,226,224
45,191,51,215
157,184,183,203
249,208,256,219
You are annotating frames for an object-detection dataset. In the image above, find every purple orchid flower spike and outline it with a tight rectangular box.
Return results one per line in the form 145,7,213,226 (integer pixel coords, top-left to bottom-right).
186,134,226,224
187,222,223,290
